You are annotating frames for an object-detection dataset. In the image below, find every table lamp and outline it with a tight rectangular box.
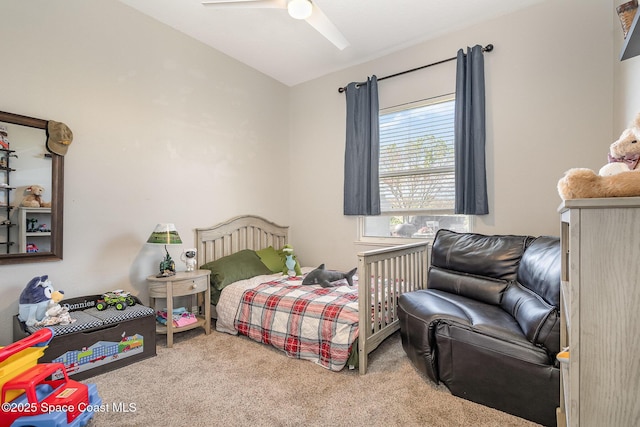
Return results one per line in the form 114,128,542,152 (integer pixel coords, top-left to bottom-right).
147,223,182,277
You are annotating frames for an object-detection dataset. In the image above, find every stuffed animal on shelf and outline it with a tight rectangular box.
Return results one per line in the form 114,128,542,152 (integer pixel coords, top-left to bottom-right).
18,275,65,327
558,112,640,200
21,185,52,208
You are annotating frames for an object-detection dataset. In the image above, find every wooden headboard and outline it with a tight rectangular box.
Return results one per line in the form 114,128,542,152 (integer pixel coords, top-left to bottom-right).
195,215,288,267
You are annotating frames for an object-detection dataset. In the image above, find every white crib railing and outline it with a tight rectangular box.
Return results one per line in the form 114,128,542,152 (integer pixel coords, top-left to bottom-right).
357,241,429,374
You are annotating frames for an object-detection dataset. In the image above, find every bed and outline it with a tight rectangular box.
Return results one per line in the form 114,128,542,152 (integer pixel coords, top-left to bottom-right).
196,215,429,374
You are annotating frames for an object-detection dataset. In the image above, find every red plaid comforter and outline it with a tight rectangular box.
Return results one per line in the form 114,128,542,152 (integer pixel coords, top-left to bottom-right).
234,276,359,371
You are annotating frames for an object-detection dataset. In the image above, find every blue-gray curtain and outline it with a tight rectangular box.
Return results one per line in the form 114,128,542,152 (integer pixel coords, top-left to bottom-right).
343,76,381,216
454,45,488,215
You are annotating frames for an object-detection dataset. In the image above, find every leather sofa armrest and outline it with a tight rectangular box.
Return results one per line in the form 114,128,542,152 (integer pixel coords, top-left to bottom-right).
501,282,560,357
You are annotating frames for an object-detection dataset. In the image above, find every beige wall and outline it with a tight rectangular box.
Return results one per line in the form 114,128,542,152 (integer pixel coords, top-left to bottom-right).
0,0,623,343
0,0,290,342
289,0,615,270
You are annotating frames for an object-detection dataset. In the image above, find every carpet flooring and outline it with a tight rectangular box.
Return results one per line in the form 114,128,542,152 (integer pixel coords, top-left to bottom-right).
86,327,540,427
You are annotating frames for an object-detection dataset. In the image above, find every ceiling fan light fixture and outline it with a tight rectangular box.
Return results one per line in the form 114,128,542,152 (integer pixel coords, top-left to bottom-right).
287,0,312,20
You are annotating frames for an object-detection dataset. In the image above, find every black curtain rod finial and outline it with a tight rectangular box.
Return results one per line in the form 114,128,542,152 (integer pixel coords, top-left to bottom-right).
483,44,494,52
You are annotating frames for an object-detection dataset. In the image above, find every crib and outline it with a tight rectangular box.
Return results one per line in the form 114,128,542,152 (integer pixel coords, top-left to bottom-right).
196,215,429,373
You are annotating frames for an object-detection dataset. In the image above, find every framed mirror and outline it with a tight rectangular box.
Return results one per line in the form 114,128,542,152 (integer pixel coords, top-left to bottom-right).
0,111,64,264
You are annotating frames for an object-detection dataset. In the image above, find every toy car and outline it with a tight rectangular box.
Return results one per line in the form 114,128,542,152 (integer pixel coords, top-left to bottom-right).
96,290,136,311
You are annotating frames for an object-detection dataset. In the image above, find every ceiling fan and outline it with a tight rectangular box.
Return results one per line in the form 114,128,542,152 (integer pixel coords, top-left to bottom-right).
201,0,350,50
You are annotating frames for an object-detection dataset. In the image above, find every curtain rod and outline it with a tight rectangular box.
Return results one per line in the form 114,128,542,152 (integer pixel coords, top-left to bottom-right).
337,44,493,93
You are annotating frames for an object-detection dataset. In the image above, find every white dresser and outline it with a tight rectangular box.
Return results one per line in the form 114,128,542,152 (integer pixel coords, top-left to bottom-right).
558,197,640,427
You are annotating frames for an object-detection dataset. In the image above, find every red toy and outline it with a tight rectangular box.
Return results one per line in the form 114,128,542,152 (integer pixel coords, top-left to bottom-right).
0,328,102,426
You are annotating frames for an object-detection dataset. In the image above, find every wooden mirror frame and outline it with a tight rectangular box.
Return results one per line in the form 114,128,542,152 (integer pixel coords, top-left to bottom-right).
0,111,63,264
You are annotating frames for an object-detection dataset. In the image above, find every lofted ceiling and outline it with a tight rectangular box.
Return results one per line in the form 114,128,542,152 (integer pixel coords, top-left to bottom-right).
117,0,543,87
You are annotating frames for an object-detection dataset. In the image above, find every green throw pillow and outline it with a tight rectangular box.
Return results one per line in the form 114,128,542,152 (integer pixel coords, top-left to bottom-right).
256,245,302,276
200,249,272,291
256,246,285,273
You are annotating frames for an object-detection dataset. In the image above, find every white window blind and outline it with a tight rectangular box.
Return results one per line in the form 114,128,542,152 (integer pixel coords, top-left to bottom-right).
379,96,455,213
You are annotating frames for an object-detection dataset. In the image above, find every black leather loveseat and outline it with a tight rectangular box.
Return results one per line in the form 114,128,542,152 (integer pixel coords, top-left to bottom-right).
398,230,561,426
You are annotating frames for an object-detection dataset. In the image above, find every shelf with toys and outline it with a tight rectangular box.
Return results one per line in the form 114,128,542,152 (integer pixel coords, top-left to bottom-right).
18,207,51,253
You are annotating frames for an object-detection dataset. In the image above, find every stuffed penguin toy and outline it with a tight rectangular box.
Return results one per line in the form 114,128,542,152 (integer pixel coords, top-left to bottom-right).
18,275,64,326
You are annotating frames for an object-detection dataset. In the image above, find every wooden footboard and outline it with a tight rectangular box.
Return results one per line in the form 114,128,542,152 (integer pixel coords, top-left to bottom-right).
357,241,429,374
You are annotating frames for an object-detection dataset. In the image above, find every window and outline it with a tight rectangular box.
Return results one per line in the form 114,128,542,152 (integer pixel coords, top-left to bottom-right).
361,95,470,241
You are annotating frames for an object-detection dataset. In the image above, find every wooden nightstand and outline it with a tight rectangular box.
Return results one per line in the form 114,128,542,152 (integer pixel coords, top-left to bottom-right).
147,269,211,347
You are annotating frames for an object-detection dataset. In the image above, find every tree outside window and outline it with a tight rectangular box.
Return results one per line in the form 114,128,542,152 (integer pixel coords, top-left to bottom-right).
362,95,470,240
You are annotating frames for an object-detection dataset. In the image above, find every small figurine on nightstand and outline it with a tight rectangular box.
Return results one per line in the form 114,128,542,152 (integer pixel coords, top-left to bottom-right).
157,251,176,277
181,248,197,272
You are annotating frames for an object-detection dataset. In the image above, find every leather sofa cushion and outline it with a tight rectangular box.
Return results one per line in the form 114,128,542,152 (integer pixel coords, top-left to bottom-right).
505,235,561,355
431,230,532,281
427,266,508,306
501,282,560,356
401,289,533,349
516,236,561,308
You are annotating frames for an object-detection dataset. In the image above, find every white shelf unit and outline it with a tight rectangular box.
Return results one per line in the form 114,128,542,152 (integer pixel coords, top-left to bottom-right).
18,207,51,253
558,197,640,427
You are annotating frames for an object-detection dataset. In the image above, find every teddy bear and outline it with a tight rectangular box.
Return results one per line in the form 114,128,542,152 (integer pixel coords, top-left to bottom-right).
21,185,52,208
557,112,640,200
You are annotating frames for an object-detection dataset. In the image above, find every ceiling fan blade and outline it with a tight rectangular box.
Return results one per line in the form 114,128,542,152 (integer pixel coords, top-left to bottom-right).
201,0,286,9
305,3,349,50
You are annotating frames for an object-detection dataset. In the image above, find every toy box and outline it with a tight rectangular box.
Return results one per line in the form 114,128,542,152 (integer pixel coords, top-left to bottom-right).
13,294,156,381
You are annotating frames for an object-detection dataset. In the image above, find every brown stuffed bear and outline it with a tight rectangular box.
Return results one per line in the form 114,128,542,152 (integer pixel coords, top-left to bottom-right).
21,185,52,208
558,113,640,200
